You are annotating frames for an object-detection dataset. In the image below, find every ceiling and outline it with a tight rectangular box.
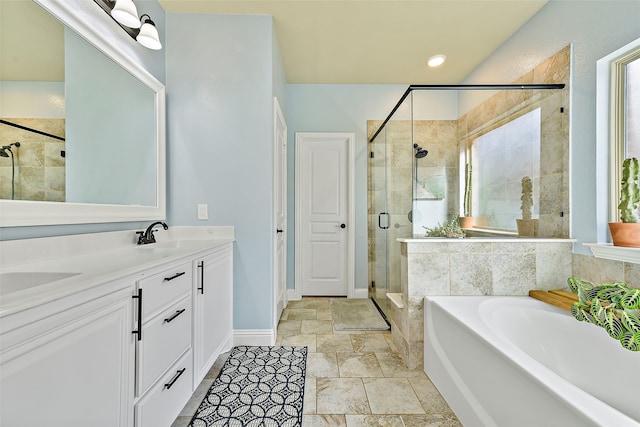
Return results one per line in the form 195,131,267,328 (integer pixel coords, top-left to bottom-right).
158,0,549,84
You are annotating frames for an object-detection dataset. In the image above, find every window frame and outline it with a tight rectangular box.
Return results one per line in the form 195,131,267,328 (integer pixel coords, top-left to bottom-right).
607,43,640,223
591,36,640,263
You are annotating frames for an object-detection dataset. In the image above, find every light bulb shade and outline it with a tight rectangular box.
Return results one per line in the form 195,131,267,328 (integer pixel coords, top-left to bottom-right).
137,17,162,50
111,0,141,28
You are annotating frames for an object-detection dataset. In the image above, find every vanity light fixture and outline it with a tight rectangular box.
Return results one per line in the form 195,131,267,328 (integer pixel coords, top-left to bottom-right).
94,0,162,50
111,0,140,29
426,54,447,68
136,15,162,50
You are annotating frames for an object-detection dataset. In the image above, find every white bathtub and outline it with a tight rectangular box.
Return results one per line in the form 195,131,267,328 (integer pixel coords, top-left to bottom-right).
424,296,640,427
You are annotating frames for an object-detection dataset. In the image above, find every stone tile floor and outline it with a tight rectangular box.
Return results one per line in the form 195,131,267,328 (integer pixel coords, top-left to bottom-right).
173,297,460,427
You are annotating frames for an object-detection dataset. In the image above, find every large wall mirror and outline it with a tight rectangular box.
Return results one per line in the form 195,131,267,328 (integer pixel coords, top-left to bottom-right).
0,0,165,227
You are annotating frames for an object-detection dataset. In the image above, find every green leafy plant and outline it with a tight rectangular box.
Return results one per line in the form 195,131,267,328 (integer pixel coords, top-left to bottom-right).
463,163,472,217
619,157,640,223
423,215,465,238
568,276,640,351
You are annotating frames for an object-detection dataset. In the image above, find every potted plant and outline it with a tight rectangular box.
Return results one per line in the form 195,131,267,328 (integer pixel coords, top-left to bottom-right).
459,163,473,228
609,157,640,247
424,215,465,238
568,276,640,352
516,176,538,236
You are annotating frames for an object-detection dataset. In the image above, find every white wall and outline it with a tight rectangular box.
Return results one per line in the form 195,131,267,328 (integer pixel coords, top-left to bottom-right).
166,13,283,330
461,0,640,253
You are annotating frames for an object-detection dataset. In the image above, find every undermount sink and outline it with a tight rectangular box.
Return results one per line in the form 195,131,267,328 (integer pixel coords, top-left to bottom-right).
0,272,81,296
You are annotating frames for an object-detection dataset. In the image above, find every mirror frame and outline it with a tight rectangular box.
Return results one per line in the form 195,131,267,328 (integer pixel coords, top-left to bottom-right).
0,0,166,227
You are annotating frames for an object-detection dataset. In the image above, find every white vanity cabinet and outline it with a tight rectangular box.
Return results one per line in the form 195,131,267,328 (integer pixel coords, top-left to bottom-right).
193,242,233,387
0,230,235,427
0,278,135,427
134,262,193,427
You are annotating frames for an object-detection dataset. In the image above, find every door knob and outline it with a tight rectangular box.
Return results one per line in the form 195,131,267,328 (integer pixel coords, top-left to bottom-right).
340,223,346,229
277,229,284,233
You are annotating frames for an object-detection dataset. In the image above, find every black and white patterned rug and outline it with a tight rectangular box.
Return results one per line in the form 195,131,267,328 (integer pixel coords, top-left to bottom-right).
189,346,307,427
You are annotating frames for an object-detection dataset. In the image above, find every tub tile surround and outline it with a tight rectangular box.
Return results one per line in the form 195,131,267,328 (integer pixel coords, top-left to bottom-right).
393,239,574,369
572,253,640,288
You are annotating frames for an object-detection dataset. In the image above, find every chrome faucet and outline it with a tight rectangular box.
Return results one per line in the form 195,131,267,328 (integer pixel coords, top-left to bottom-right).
136,221,168,245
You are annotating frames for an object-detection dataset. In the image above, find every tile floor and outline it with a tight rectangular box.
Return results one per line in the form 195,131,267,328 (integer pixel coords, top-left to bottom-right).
172,297,461,427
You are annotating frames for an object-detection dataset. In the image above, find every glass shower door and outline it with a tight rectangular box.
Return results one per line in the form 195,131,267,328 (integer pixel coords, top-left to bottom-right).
368,93,414,319
369,128,389,314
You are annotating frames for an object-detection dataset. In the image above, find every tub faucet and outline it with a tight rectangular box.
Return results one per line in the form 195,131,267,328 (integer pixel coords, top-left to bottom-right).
137,221,169,245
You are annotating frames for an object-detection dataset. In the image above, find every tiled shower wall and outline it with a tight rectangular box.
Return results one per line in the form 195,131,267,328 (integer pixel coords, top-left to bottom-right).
367,119,459,302
458,46,570,237
0,118,66,202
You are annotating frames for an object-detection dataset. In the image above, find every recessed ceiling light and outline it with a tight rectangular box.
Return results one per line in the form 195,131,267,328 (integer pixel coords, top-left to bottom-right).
426,54,447,68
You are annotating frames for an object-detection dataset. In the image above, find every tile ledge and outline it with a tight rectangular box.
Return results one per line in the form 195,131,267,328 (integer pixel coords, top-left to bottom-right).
584,243,640,264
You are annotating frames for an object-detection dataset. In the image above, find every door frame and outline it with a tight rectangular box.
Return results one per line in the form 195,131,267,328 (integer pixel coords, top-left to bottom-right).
273,97,287,330
294,132,355,298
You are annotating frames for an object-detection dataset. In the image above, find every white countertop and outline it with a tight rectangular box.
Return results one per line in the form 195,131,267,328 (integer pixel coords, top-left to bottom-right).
0,226,234,317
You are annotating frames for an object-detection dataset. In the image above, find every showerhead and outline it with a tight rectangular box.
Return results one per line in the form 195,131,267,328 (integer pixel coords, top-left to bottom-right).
413,143,428,159
0,142,20,158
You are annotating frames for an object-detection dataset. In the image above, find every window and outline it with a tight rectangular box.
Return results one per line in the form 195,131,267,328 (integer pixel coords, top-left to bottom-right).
609,45,640,221
470,108,541,231
591,36,640,262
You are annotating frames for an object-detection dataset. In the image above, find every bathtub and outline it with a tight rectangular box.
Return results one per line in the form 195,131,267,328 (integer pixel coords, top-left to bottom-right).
424,296,640,427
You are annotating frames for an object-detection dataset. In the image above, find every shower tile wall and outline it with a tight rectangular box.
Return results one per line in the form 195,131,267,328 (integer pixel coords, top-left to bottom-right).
413,120,459,232
367,119,459,300
0,118,66,202
457,45,571,237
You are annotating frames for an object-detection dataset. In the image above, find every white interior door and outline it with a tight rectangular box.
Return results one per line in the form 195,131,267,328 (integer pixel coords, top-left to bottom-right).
296,132,354,296
273,98,287,324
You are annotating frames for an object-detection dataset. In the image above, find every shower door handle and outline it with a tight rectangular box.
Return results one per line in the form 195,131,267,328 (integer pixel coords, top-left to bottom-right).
378,212,390,230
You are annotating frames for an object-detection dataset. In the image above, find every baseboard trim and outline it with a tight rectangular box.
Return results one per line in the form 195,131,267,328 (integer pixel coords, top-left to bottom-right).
352,288,369,299
287,288,301,301
233,329,275,346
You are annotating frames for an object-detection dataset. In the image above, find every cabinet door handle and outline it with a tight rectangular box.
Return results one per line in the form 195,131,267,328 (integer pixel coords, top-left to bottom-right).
164,368,186,390
197,261,204,294
163,309,186,324
132,288,143,341
163,271,186,282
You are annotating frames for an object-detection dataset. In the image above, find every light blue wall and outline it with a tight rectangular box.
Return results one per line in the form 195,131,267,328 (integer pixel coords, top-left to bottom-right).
65,28,156,206
166,13,280,330
0,0,165,241
285,84,407,290
461,0,640,254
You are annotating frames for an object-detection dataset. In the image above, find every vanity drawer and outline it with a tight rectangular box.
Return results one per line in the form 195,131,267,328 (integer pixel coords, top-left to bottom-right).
138,262,191,318
135,349,193,427
137,295,192,396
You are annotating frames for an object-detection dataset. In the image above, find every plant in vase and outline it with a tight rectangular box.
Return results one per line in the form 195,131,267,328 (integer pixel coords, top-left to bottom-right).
516,176,538,236
568,276,640,352
459,163,473,228
609,157,640,247
424,215,465,238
